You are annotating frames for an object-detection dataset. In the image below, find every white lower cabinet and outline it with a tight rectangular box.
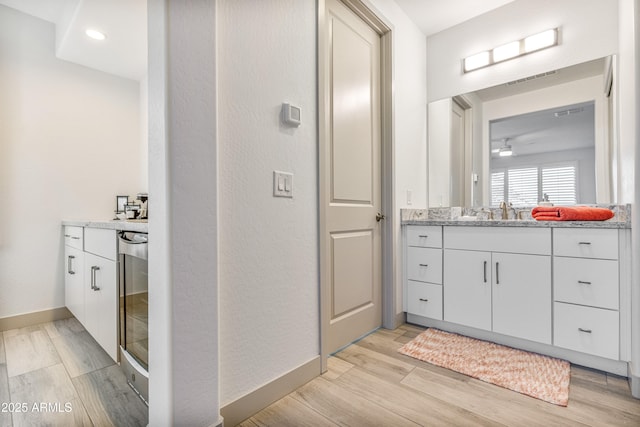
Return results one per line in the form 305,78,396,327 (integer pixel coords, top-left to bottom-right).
443,248,551,344
554,302,619,360
407,281,442,320
491,252,551,344
443,249,491,331
64,245,85,323
84,252,118,362
405,224,626,371
64,226,118,362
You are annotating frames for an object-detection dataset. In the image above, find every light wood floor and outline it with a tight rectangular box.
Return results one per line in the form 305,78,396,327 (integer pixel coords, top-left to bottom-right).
0,318,147,427
240,324,640,426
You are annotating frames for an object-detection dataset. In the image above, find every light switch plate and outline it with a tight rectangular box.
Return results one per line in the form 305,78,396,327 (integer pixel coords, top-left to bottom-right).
273,171,293,198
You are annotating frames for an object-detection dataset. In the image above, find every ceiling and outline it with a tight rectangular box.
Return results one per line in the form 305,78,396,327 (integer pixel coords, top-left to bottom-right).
0,0,519,81
0,0,147,81
490,101,595,158
394,0,516,36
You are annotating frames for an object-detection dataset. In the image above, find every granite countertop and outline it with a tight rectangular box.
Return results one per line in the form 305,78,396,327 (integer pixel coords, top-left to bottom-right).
401,207,631,229
62,219,148,233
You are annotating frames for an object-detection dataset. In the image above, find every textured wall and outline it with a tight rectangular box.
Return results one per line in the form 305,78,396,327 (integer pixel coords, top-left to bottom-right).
217,0,319,405
0,5,143,318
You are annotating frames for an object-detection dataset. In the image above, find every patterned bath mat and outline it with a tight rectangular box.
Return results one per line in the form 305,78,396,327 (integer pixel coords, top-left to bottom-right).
398,328,571,406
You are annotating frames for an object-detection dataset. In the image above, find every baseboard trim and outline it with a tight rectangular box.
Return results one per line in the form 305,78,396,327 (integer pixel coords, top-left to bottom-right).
0,307,72,331
220,356,321,426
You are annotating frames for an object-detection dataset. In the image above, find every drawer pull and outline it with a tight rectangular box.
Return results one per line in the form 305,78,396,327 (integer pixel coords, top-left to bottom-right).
578,241,592,245
578,328,592,334
418,235,428,238
71,236,80,240
495,262,500,285
419,298,429,302
64,234,71,237
577,280,592,285
419,264,428,267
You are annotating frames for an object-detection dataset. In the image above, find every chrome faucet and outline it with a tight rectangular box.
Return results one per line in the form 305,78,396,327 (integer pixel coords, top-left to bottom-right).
499,201,513,220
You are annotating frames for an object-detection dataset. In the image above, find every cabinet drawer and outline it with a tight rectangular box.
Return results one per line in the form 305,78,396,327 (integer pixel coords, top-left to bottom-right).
554,302,619,360
64,226,83,250
553,229,618,260
84,228,117,261
407,226,442,248
444,226,551,255
407,247,442,284
554,257,619,310
407,281,442,320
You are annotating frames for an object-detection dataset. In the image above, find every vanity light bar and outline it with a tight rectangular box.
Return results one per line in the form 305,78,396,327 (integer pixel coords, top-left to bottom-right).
463,28,559,73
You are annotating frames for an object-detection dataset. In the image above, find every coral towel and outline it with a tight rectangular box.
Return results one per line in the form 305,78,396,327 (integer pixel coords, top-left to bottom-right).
531,206,614,221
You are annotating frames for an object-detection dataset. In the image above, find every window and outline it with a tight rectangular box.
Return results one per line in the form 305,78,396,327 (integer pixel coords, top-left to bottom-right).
490,163,577,206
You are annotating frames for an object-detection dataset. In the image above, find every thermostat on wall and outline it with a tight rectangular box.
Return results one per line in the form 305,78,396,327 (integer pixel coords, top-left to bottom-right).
281,103,301,127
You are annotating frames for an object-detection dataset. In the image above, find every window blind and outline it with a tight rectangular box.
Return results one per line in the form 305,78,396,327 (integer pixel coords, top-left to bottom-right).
490,163,578,206
542,165,576,205
507,167,538,205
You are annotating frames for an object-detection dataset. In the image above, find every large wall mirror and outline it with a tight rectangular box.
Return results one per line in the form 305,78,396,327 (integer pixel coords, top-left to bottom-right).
428,56,616,208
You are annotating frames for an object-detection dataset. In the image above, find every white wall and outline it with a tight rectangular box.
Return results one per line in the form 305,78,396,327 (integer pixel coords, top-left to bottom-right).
366,0,428,318
426,0,618,102
217,0,319,405
0,6,143,318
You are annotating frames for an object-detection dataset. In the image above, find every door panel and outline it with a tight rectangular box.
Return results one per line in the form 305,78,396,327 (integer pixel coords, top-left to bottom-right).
323,0,382,354
492,253,551,344
443,249,492,331
331,231,373,318
331,16,373,204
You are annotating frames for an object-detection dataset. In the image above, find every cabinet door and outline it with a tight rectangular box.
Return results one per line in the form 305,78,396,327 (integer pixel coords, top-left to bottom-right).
492,253,551,344
443,249,491,331
64,245,85,324
84,253,118,362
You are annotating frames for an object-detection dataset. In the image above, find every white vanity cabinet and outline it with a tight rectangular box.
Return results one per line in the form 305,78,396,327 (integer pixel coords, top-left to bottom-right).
64,226,85,323
405,226,443,320
403,220,630,377
63,225,119,362
553,228,620,360
443,227,552,345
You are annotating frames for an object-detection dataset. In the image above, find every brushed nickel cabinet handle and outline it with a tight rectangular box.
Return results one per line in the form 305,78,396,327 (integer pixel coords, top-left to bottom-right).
578,328,592,333
418,235,428,238
578,241,591,245
419,298,429,302
495,262,500,285
92,266,101,291
419,263,428,267
578,280,592,285
71,236,80,240
68,255,76,275
64,234,71,237
483,261,487,283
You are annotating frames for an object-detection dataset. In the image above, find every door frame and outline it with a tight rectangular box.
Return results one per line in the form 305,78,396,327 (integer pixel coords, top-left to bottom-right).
318,0,395,371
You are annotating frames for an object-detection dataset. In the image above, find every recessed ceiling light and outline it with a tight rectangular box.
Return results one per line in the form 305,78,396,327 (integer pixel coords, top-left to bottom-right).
85,29,106,41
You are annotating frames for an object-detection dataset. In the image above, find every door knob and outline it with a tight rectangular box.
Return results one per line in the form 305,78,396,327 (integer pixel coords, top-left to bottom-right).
376,212,386,222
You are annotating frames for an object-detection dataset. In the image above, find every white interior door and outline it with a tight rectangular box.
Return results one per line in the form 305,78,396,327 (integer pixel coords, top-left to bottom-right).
322,0,382,354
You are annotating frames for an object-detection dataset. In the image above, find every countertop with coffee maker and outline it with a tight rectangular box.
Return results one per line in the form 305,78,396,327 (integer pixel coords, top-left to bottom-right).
62,193,148,233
